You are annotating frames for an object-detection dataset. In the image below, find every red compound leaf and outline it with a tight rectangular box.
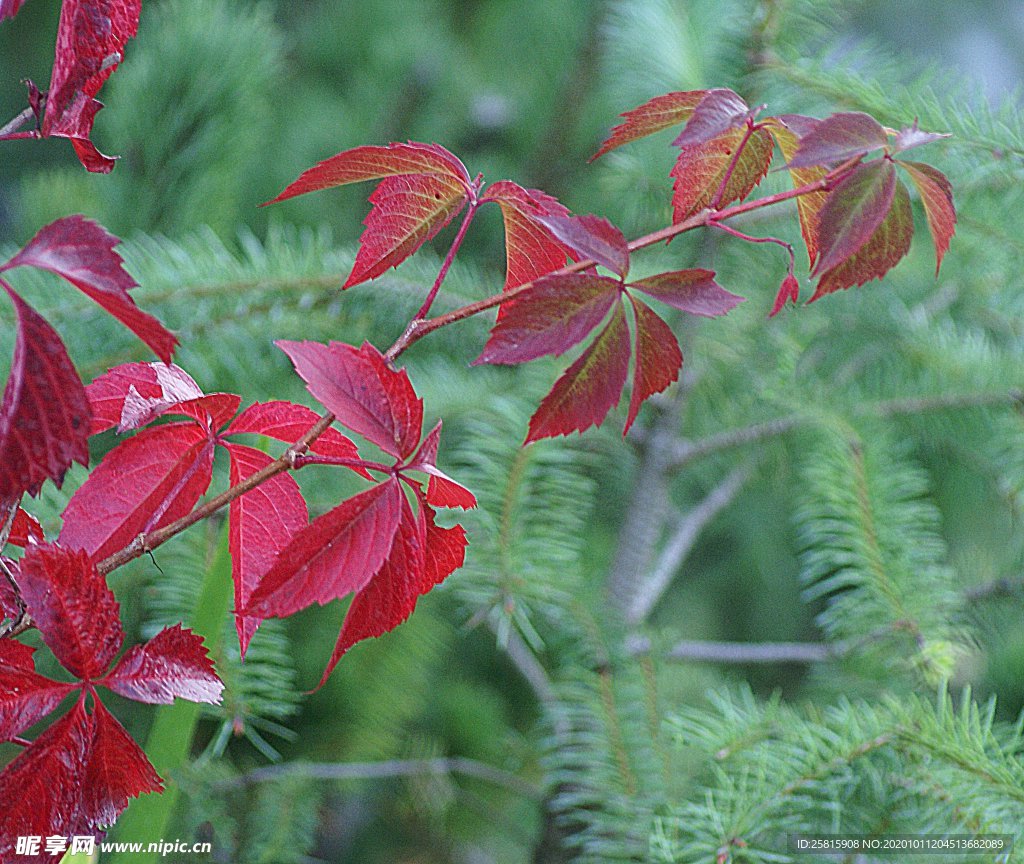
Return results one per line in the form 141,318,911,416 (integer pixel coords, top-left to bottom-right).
0,641,74,742
87,362,203,434
277,341,423,460
787,111,888,169
474,273,622,365
314,486,468,690
671,88,752,149
245,478,404,620
898,160,956,274
102,623,223,705
17,543,123,680
770,273,801,317
0,563,18,619
405,422,477,510
813,159,897,277
526,301,631,444
315,492,426,688
264,142,474,289
2,216,177,361
225,400,364,469
671,125,773,220
536,213,630,279
7,508,44,547
60,423,215,562
418,490,468,587
0,283,90,501
811,177,913,300
40,0,142,172
223,443,309,653
624,296,682,435
78,698,163,832
0,0,27,19
629,269,743,316
480,180,574,291
0,698,93,859
591,90,706,160
765,115,829,267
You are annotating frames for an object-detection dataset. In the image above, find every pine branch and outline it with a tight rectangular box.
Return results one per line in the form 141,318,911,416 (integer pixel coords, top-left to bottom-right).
606,389,685,615
625,463,752,625
669,389,1024,472
664,639,838,664
219,757,541,800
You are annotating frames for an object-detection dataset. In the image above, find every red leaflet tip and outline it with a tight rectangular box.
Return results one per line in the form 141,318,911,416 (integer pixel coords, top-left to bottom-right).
769,274,801,317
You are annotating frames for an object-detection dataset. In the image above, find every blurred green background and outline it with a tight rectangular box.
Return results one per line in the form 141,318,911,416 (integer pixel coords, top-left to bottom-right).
3,1,1024,862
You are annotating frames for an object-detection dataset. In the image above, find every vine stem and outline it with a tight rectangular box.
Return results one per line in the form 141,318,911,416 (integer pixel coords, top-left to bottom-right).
710,219,796,275
384,155,861,363
415,196,480,320
0,106,35,139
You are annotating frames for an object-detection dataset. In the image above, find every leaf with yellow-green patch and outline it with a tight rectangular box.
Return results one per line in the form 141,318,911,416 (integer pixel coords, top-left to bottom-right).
899,160,955,274
811,178,913,300
670,126,773,220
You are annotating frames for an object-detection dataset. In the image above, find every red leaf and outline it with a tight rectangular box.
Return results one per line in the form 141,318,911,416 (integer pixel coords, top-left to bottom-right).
536,214,630,279
18,544,123,680
245,479,403,620
2,216,177,361
899,160,956,274
8,507,44,547
787,111,888,169
87,362,203,434
671,126,773,219
625,296,682,434
765,115,829,266
629,269,743,317
60,423,215,562
276,341,423,460
0,284,90,500
163,393,240,433
0,561,19,619
0,698,92,858
419,491,468,587
315,492,427,688
225,400,364,466
0,0,27,19
41,0,142,172
78,698,162,832
265,142,473,290
474,273,622,365
344,172,470,288
102,623,223,705
813,160,897,277
591,90,706,160
811,178,913,300
479,181,573,291
769,273,801,317
224,443,308,653
405,422,477,510
526,302,631,443
0,641,74,742
671,88,751,149
265,142,472,204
